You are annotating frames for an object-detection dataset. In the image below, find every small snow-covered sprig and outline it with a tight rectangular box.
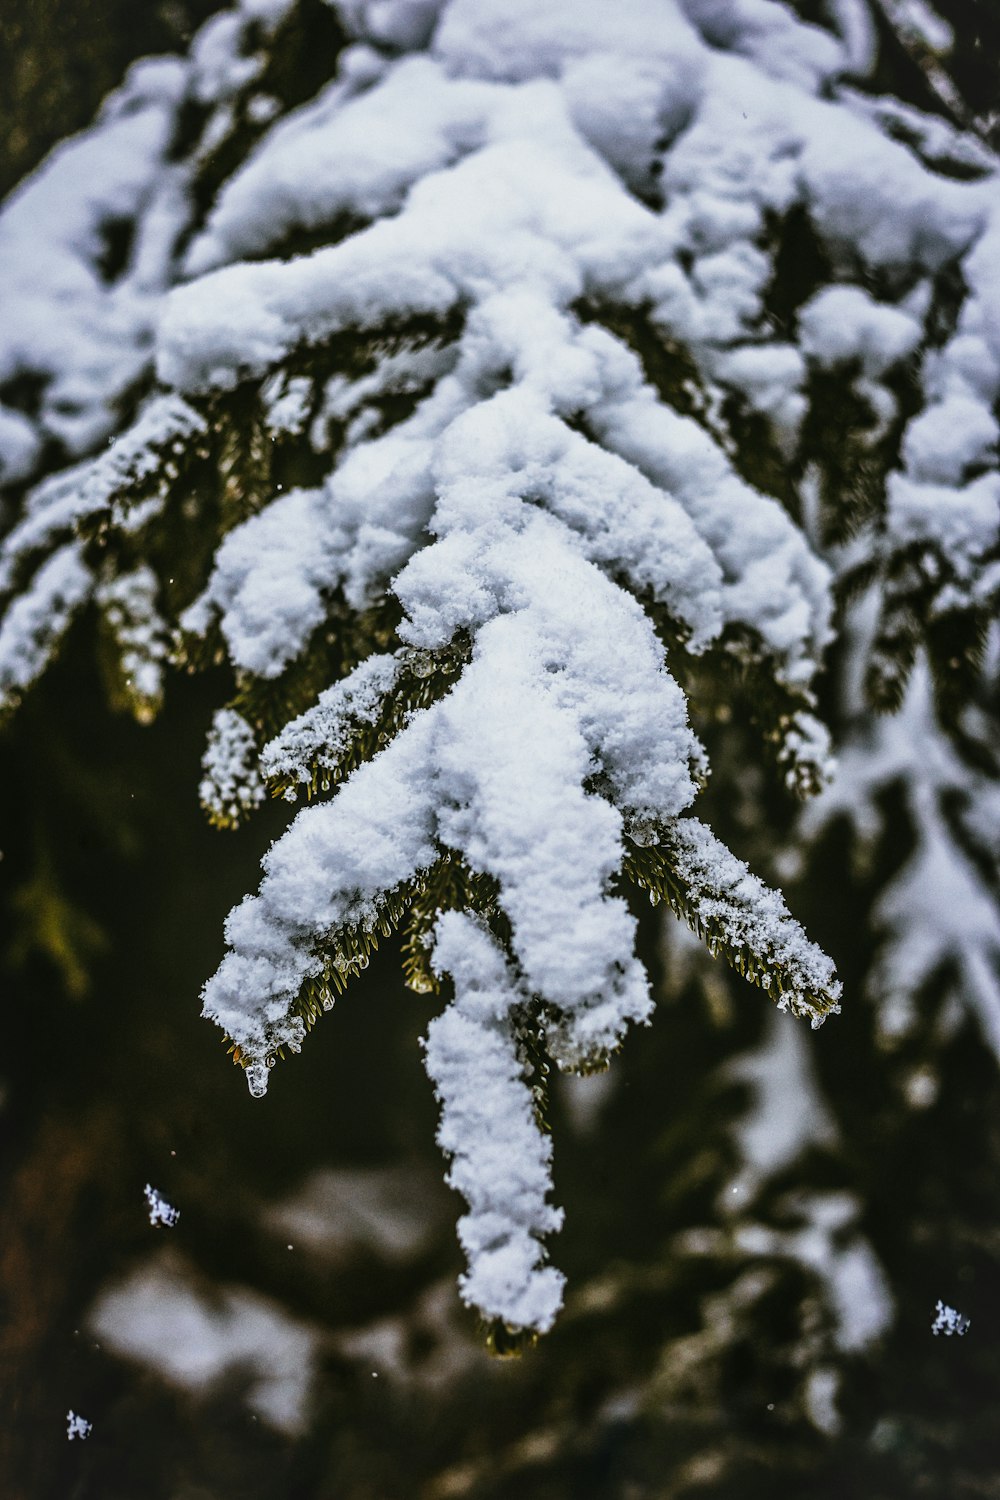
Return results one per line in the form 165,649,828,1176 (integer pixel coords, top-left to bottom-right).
66,1410,92,1441
0,544,92,717
95,565,170,725
144,1183,180,1228
200,708,266,829
932,1300,970,1336
624,819,843,1028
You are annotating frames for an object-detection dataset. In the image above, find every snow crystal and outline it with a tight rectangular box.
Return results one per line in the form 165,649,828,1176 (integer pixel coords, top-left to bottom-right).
144,1184,180,1228
932,1300,970,1337
66,1410,92,1441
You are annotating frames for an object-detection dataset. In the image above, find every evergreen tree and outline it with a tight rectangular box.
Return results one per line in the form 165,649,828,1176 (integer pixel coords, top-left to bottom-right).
1,0,998,1493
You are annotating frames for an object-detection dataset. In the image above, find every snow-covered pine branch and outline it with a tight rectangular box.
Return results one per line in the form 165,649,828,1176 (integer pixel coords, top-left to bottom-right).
2,0,999,1337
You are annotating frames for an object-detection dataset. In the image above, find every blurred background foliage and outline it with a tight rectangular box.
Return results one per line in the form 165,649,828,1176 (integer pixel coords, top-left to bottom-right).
1,3,999,1498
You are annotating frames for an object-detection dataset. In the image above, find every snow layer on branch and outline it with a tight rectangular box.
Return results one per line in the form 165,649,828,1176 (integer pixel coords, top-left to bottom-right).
95,564,169,718
190,0,297,105
6,0,999,619
425,913,565,1332
203,710,441,1071
182,487,332,678
184,314,740,680
123,0,1000,668
185,59,505,273
260,652,401,787
798,287,923,379
669,819,842,1025
586,380,834,683
420,568,658,1066
0,543,92,708
157,78,669,393
183,375,464,677
886,473,1000,589
332,0,444,51
201,708,266,825
203,510,710,1075
15,0,1000,1348
420,381,725,651
0,395,204,601
736,1193,893,1353
677,0,845,89
0,60,189,476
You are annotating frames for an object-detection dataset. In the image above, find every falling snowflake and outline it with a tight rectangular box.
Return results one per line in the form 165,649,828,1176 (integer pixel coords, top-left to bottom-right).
144,1183,180,1228
931,1300,970,1336
66,1410,92,1441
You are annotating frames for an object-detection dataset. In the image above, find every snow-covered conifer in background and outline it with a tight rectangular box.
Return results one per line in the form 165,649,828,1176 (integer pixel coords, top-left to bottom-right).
1,0,998,1350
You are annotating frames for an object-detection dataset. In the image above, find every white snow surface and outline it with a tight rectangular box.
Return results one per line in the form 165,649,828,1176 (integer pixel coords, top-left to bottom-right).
669,819,842,1023
202,515,698,1075
426,913,565,1331
95,565,169,718
260,652,401,785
